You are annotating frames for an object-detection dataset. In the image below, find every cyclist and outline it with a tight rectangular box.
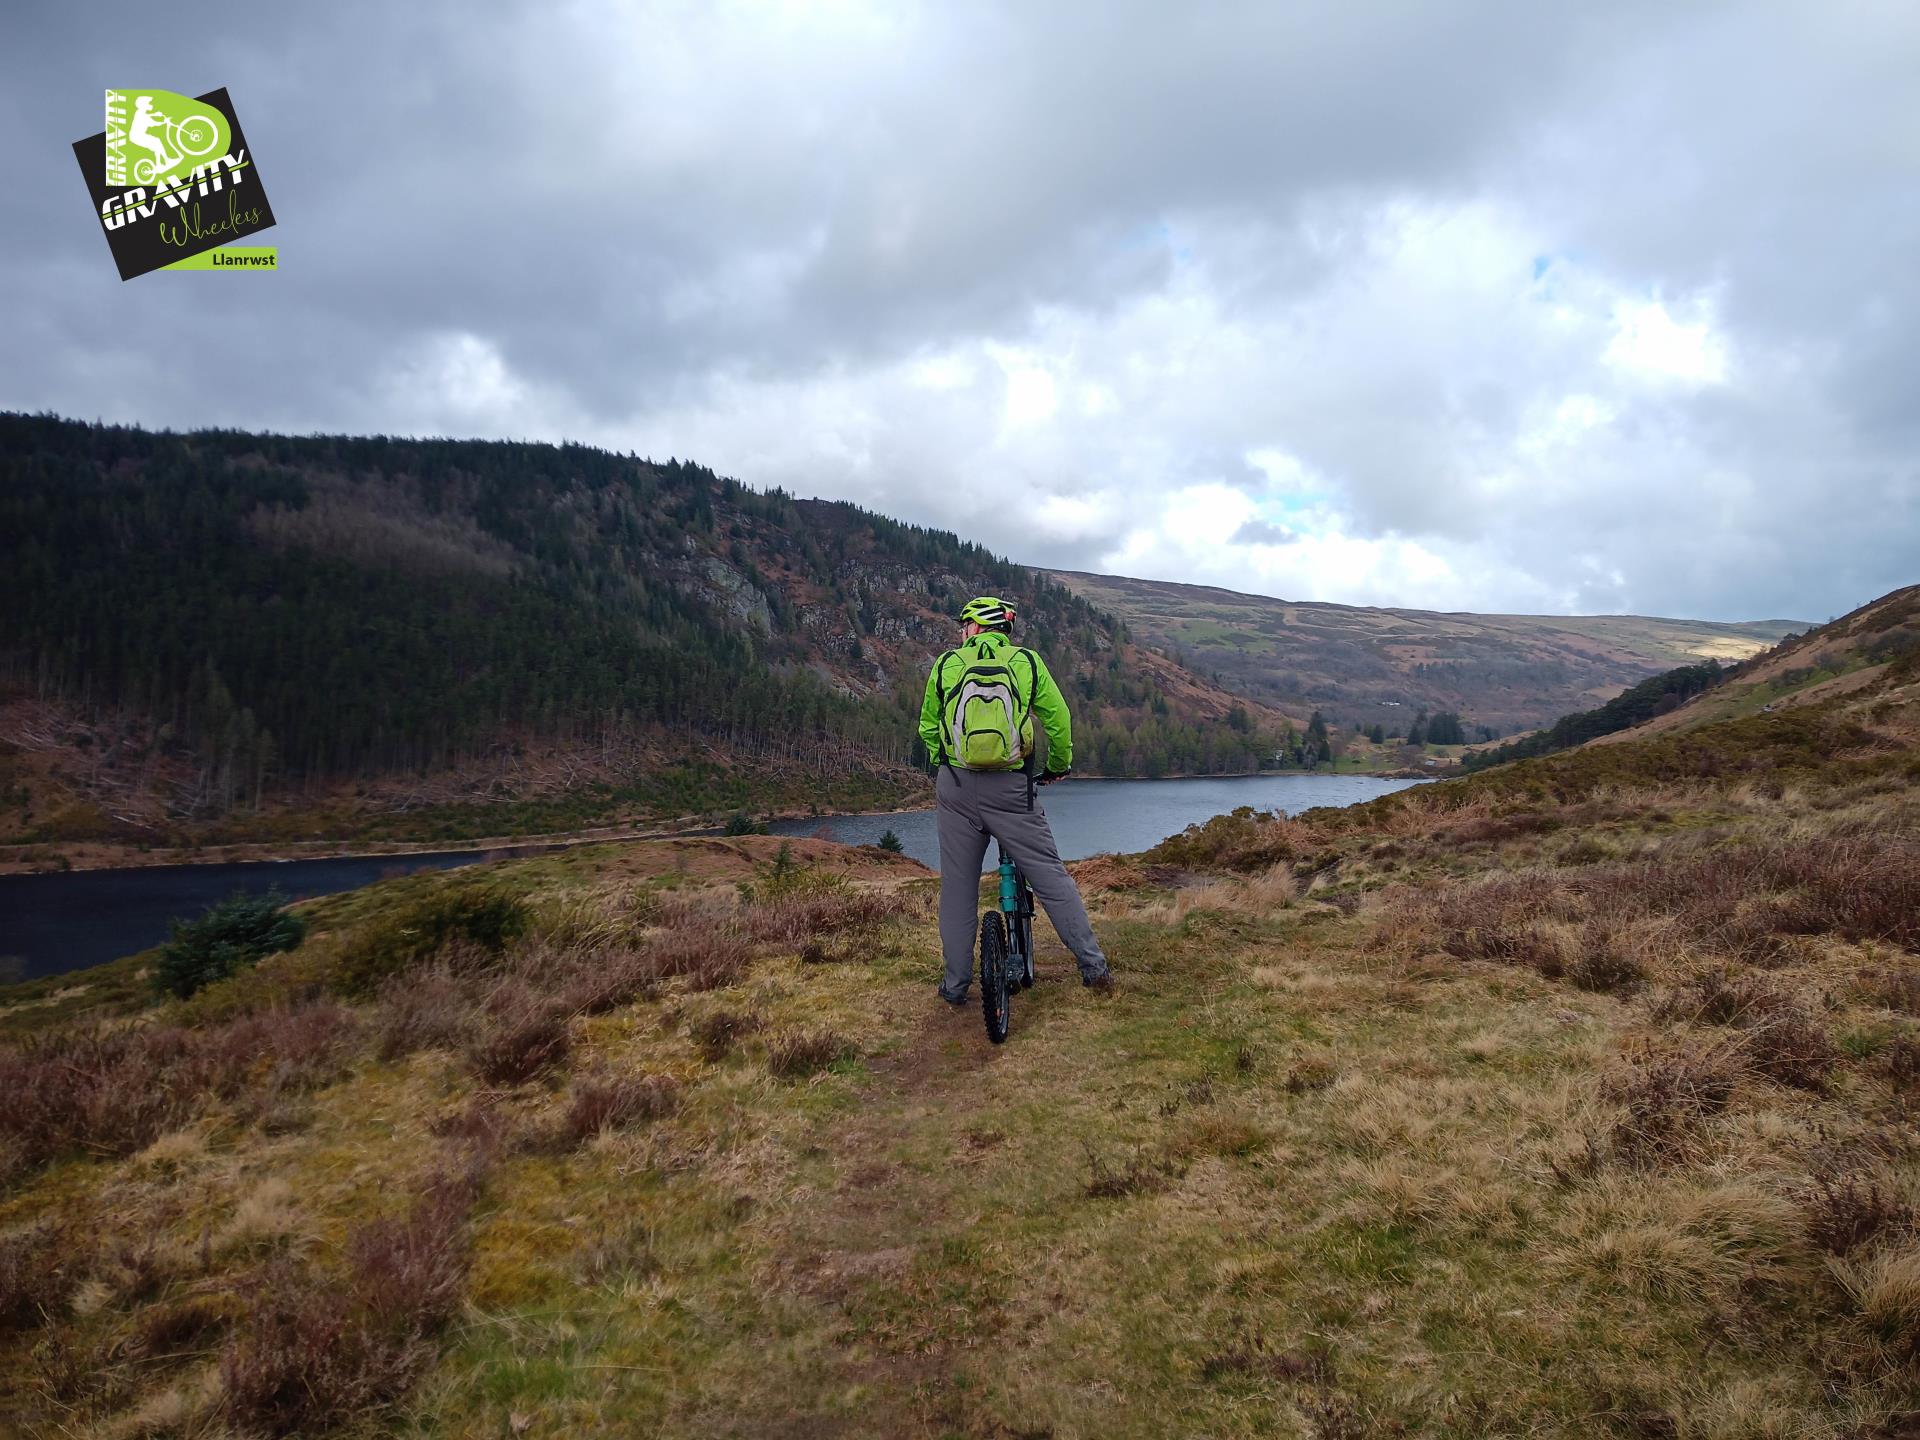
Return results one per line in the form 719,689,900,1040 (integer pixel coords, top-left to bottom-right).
919,595,1114,1008
128,96,178,178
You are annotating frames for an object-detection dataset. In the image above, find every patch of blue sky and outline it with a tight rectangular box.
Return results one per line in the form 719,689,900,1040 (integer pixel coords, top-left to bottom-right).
1255,491,1329,521
1529,251,1591,301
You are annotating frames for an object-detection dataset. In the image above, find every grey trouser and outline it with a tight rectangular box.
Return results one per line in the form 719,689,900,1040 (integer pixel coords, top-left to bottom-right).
935,765,1108,999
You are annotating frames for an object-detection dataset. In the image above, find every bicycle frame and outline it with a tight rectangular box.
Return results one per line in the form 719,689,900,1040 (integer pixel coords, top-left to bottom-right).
997,847,1020,914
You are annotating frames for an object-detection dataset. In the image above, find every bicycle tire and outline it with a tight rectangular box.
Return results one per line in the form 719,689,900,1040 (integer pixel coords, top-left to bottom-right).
175,115,220,157
979,910,1010,1044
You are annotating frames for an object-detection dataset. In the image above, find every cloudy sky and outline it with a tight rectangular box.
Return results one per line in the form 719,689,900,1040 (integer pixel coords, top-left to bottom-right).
6,2,1918,622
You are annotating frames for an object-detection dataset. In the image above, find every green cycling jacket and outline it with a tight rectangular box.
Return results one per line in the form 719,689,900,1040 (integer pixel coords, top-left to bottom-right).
918,631,1073,773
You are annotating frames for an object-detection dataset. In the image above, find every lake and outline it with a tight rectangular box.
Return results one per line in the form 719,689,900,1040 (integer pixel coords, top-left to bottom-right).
0,774,1423,982
767,773,1426,871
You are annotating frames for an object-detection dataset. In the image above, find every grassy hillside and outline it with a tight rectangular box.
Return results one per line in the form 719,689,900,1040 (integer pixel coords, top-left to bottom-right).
0,414,1290,858
1051,568,1801,734
1,594,1915,1435
1586,583,1920,745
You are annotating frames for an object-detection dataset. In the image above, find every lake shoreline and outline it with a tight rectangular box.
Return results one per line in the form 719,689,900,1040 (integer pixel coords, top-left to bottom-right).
0,768,1441,876
0,803,935,877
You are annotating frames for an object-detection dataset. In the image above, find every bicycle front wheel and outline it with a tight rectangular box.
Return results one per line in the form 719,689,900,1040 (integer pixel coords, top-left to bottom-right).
979,910,1010,1045
175,115,220,156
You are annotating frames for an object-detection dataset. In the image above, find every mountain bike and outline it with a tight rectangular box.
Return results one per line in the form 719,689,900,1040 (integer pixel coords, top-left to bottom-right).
131,112,222,184
978,843,1035,1044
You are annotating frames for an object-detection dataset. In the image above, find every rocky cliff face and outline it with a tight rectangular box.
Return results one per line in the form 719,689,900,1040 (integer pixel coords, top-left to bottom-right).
684,556,774,634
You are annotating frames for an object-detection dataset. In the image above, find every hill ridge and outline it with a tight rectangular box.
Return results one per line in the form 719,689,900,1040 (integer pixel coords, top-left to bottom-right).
1049,566,1803,732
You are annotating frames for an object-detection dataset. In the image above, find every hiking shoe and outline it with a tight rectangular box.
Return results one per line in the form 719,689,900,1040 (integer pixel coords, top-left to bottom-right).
939,989,970,1009
1081,968,1115,994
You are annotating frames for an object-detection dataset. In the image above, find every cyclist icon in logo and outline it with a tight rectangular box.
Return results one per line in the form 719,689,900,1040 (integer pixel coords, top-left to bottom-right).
128,95,220,186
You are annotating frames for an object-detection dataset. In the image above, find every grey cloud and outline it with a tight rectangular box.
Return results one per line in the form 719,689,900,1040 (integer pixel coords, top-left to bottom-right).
1229,519,1296,546
2,1,1917,622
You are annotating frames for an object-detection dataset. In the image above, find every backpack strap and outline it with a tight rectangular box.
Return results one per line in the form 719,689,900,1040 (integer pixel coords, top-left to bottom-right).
1018,648,1042,788
1018,648,1039,714
932,648,955,769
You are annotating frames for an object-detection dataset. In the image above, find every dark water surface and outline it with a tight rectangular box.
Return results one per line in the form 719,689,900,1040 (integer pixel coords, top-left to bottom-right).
0,850,497,982
0,774,1423,981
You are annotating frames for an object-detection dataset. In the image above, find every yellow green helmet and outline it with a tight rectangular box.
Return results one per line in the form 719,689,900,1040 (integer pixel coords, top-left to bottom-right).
959,595,1017,629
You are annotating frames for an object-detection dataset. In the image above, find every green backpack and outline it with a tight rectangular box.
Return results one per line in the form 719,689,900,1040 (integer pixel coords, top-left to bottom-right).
937,643,1039,771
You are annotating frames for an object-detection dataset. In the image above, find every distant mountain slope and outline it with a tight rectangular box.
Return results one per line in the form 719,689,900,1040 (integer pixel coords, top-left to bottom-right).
1460,660,1733,771
1049,569,1802,732
0,415,1288,851
1586,582,1920,745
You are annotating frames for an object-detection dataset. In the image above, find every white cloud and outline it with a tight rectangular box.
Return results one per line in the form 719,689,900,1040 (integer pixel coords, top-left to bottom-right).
1603,297,1730,386
1000,365,1059,429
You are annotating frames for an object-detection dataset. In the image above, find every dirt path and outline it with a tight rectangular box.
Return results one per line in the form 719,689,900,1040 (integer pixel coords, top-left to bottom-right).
721,959,1085,1437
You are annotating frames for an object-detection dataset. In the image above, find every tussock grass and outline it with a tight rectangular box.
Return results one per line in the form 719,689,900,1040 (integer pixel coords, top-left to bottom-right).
763,1025,855,1079
1836,1243,1920,1364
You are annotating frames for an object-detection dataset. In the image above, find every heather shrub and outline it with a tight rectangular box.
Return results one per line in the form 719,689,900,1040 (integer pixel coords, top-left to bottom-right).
1565,924,1644,993
691,1008,763,1062
374,967,474,1061
1084,1143,1174,1199
739,887,903,950
1888,1034,1920,1091
1654,969,1786,1027
0,1002,357,1173
216,1003,361,1091
563,1072,680,1144
333,883,529,995
765,1027,854,1079
1651,969,1833,1090
1436,811,1561,846
1804,1173,1914,1256
1742,1010,1837,1092
428,1097,516,1150
133,1294,229,1358
155,888,307,999
466,985,570,1084
221,1170,480,1436
1284,1059,1338,1094
1583,835,1920,954
0,1222,78,1331
1859,967,1920,1015
644,928,752,992
1605,1048,1738,1170
551,946,659,1016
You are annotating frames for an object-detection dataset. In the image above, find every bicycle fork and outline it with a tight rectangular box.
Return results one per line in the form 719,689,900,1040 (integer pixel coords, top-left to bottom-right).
998,845,1035,988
